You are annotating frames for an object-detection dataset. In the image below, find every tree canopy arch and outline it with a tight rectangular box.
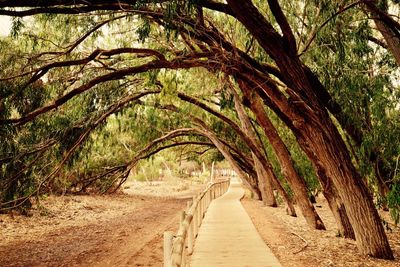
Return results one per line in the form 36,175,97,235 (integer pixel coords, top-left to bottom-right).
0,0,400,259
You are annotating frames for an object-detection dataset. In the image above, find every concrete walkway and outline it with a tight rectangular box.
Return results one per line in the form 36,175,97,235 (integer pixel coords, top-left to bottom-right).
190,178,282,267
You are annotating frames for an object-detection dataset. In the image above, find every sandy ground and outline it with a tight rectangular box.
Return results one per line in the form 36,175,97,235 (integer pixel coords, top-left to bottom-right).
122,180,204,199
0,180,204,267
242,196,400,267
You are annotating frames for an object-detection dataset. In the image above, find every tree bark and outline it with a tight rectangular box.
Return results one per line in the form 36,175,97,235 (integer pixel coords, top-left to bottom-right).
323,189,355,239
252,70,389,253
258,159,297,217
314,167,356,239
239,66,392,257
253,153,277,207
239,77,354,238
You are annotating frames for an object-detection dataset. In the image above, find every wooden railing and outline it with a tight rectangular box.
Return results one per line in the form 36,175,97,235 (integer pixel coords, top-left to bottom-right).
164,178,231,267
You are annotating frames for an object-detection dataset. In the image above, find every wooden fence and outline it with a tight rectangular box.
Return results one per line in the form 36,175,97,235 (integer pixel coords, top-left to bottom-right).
164,179,231,267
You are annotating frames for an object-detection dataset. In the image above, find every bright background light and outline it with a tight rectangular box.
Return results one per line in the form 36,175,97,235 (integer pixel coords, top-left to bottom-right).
0,16,11,36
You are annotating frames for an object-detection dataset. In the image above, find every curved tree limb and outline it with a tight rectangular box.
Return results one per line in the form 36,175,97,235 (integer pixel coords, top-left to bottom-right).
1,47,167,83
1,52,216,126
0,89,161,210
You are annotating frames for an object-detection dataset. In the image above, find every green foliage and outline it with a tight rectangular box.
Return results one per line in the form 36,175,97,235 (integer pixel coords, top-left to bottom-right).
133,155,175,182
136,17,152,43
10,17,24,38
1,1,399,230
387,183,400,225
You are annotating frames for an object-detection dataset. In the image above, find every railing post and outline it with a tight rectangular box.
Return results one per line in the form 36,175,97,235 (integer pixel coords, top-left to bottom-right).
164,231,174,267
210,161,215,183
207,189,210,208
193,197,198,238
182,251,186,267
186,197,195,254
187,219,194,255
197,196,201,227
197,194,202,227
180,210,186,228
201,195,205,217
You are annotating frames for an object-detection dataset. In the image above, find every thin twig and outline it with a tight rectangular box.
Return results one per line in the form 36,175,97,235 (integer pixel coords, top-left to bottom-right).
291,231,308,254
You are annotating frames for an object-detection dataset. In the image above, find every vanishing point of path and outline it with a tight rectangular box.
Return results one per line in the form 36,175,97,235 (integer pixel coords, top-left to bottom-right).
190,178,282,267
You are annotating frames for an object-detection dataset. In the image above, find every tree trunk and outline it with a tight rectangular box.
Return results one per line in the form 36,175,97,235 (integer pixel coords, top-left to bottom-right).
231,86,277,206
252,69,390,253
253,153,277,207
240,70,392,257
296,120,392,257
316,167,355,239
210,161,215,183
271,178,297,217
240,81,325,230
305,141,356,239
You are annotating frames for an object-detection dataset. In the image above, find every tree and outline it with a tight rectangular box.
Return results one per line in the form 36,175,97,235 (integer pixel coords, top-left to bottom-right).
0,0,398,259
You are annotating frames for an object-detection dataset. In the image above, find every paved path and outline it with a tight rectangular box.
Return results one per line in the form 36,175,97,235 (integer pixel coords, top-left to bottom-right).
190,178,282,267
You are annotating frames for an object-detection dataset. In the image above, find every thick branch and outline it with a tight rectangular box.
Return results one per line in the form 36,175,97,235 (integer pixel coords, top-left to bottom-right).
267,0,297,52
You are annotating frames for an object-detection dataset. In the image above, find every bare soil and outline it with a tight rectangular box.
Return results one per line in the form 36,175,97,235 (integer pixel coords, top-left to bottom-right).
0,180,204,267
242,196,400,267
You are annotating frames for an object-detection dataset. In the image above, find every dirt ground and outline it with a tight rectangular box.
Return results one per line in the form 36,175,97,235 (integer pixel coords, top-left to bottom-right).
2,180,400,267
0,180,203,267
242,196,400,267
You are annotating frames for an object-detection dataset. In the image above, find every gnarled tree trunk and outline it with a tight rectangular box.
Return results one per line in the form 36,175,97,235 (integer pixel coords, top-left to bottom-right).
253,153,277,207
314,167,355,239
